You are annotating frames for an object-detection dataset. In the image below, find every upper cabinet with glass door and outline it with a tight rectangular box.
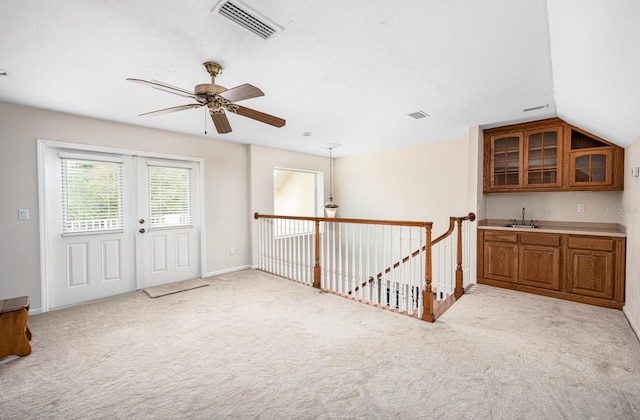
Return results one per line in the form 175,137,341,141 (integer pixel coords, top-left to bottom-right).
483,118,624,193
524,126,563,188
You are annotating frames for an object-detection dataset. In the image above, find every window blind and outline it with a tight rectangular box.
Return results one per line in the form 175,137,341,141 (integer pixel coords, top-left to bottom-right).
148,165,192,228
61,158,123,233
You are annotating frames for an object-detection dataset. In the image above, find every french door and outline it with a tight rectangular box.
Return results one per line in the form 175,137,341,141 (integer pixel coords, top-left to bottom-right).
41,143,201,310
135,158,200,289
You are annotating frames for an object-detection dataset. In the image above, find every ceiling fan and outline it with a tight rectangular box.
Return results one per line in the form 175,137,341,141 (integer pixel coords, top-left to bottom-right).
127,61,286,134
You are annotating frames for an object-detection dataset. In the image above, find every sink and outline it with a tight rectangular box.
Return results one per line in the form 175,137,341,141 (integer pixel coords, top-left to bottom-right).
504,224,538,229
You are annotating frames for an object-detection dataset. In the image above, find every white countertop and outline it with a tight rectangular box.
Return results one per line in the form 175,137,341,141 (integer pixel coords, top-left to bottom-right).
478,219,626,237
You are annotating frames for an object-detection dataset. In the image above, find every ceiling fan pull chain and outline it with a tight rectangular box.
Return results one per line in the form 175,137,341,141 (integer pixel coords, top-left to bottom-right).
204,107,207,135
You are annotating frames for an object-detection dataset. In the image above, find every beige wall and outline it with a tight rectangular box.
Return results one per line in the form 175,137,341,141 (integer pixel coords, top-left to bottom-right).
622,138,640,335
485,191,624,223
0,102,251,311
333,137,472,238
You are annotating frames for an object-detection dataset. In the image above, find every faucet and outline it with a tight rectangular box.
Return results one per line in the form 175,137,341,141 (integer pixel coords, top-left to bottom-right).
521,207,525,226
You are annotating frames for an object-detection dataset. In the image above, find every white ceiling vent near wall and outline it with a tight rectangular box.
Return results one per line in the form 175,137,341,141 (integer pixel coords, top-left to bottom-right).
212,0,283,40
407,110,430,119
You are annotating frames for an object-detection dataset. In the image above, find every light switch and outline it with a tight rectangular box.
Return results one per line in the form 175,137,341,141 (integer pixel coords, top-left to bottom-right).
632,167,640,177
18,209,29,220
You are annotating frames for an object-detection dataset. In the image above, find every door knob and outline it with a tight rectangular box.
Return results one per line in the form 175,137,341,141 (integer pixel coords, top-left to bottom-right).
139,228,146,233
139,219,145,224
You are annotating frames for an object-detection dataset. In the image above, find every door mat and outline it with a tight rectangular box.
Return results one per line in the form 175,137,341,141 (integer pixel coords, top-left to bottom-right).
144,278,209,298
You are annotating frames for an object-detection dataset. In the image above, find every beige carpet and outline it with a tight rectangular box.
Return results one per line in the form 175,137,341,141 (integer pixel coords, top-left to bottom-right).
143,278,208,298
1,269,639,419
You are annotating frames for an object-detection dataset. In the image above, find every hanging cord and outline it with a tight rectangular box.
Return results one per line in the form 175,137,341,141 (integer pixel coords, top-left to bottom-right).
329,147,334,201
204,108,207,135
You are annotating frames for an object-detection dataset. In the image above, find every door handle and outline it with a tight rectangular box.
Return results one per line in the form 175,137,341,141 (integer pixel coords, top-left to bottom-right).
139,228,146,233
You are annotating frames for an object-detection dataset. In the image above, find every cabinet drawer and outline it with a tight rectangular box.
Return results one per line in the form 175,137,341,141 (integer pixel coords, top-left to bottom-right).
520,233,561,246
568,236,614,251
483,230,518,243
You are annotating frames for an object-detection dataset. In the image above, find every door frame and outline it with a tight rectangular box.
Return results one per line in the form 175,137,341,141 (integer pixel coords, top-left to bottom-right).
37,139,206,313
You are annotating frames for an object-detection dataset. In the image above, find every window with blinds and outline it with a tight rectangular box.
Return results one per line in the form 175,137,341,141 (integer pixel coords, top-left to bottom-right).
61,158,123,233
148,165,192,228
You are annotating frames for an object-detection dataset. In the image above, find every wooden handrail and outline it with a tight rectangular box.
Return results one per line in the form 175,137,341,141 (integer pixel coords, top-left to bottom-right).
254,212,433,228
432,212,476,246
352,213,476,292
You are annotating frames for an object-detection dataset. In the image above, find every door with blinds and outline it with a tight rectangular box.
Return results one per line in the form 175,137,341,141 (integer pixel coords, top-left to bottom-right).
42,145,201,310
44,149,136,309
136,158,200,289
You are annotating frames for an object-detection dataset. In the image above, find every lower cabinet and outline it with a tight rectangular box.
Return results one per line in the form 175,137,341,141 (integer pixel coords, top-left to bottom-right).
478,229,625,309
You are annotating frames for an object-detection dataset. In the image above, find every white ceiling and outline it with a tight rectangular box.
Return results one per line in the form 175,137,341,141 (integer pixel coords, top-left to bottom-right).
1,0,639,157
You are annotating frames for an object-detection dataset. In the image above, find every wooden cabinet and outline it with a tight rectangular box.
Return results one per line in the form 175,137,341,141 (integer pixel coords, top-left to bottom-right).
478,229,625,309
519,233,561,291
566,236,625,302
482,231,518,283
483,118,624,193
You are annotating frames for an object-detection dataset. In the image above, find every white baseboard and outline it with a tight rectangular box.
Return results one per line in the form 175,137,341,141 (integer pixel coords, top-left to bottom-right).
29,308,42,316
203,265,252,278
623,306,640,343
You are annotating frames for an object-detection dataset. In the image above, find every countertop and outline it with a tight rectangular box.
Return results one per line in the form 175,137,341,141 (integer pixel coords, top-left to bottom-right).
478,219,626,237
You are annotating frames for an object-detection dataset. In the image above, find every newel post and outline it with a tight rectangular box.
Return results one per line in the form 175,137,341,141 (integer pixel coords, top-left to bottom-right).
454,218,464,299
313,219,321,289
422,224,435,322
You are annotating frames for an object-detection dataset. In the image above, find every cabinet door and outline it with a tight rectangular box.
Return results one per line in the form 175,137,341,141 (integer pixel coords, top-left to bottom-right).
568,148,613,187
520,245,561,290
524,127,562,188
488,133,523,190
567,249,614,299
483,241,519,283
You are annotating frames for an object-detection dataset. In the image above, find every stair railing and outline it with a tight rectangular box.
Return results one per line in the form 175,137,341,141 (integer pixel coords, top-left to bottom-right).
254,212,475,322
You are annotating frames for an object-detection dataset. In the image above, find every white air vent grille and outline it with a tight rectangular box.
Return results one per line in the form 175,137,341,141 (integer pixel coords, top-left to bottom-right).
213,0,283,40
407,111,429,119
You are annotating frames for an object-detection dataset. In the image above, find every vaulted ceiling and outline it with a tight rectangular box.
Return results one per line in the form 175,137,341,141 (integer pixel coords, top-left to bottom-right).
1,0,639,157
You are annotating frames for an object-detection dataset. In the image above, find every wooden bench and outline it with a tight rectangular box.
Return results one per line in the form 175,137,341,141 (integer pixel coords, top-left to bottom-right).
0,296,32,358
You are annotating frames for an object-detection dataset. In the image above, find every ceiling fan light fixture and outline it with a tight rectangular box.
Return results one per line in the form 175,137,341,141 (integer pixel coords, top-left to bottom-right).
212,0,283,40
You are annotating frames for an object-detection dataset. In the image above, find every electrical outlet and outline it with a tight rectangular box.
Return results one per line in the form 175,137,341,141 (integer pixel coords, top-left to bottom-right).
18,209,29,220
229,247,239,255
577,203,586,213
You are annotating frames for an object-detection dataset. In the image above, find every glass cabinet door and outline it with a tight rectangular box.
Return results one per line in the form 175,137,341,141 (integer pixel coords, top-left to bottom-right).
569,149,612,186
524,127,562,187
491,134,522,187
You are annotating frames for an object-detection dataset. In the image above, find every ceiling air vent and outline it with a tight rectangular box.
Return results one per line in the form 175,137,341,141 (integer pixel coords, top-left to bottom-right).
407,110,430,120
212,0,283,40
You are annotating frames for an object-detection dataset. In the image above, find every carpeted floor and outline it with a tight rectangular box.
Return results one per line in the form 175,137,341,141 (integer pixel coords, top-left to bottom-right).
1,269,639,419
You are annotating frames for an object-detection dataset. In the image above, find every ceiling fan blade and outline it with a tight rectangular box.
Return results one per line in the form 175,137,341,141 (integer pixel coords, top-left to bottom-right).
232,105,286,128
210,111,232,134
139,103,203,117
219,83,264,102
127,78,198,100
